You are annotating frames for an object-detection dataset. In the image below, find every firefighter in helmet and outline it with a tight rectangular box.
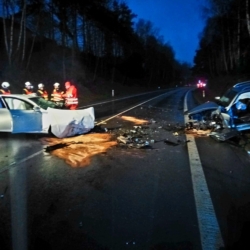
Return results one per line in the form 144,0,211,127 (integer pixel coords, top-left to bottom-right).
37,83,48,100
51,82,64,107
63,81,78,110
0,82,11,94
23,81,33,95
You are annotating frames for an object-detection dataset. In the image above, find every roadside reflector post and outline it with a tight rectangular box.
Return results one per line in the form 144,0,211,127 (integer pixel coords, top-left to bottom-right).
203,90,205,97
112,90,115,113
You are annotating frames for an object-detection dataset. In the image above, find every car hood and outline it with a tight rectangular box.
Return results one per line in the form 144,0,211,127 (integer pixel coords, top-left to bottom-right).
186,101,219,115
47,107,95,138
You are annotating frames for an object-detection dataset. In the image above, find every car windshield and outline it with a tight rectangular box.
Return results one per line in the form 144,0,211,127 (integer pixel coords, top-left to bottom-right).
29,96,58,110
218,88,238,107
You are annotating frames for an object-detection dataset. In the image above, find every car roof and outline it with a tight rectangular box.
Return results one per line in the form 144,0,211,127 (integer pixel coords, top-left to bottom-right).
233,80,250,92
0,94,37,99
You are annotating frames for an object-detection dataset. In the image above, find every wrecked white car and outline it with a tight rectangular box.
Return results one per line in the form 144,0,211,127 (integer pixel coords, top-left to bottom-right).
185,81,250,141
0,94,95,138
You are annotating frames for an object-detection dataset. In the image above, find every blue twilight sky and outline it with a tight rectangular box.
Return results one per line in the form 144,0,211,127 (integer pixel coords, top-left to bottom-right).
125,0,209,65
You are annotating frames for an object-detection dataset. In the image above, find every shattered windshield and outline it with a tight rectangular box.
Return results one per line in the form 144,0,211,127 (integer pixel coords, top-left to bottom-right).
218,88,238,107
29,96,59,110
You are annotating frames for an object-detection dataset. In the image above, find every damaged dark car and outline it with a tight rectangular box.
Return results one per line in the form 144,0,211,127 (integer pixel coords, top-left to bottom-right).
185,81,250,141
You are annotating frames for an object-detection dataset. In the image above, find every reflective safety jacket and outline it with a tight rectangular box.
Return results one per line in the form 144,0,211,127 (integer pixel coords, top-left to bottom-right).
37,89,48,100
63,85,78,106
51,89,64,102
0,89,11,95
23,88,33,95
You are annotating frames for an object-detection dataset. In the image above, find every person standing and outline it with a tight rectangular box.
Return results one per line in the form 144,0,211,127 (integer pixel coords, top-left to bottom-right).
0,82,11,94
23,81,33,95
37,83,48,100
51,82,65,107
63,81,78,110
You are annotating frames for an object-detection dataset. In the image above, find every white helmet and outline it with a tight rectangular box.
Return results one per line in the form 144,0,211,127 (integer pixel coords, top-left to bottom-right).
54,82,60,88
2,82,10,88
38,83,44,89
25,81,31,87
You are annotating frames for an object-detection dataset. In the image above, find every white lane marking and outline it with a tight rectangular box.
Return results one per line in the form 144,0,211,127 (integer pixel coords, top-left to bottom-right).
96,91,175,125
184,91,224,250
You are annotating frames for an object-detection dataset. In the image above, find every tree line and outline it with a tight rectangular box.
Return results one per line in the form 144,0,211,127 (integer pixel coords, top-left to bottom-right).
0,0,190,90
193,0,250,80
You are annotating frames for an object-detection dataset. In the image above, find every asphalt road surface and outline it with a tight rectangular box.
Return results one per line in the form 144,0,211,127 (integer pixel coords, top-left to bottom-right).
0,87,250,250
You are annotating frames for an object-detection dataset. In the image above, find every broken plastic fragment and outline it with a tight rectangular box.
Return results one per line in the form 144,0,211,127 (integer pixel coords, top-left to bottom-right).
117,136,128,144
164,139,179,146
45,143,69,152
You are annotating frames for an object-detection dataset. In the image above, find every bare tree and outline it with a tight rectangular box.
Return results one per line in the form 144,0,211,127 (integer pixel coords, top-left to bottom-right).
246,0,250,36
2,0,15,65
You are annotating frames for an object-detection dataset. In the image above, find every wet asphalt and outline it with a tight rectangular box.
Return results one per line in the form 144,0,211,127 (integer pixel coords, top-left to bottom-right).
0,88,250,250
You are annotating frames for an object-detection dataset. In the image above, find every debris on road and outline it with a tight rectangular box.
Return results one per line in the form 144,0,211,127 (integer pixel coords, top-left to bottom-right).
45,141,84,152
40,114,189,166
110,121,185,149
40,111,250,167
45,143,69,152
164,139,179,146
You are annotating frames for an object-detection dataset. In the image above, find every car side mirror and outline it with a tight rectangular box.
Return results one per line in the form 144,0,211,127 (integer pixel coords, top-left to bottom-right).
33,106,41,112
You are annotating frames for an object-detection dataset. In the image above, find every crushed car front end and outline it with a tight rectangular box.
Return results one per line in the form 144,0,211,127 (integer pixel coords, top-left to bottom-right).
186,80,250,141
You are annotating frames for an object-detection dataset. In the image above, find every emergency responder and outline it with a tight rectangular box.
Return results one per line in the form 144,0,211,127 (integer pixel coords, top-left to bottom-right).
23,81,33,95
0,82,11,94
51,82,64,107
63,81,78,110
37,83,48,100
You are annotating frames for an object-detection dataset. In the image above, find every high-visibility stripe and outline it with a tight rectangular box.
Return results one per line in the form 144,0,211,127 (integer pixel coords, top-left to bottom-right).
38,90,48,100
0,89,10,94
65,98,78,105
51,91,64,102
23,88,33,95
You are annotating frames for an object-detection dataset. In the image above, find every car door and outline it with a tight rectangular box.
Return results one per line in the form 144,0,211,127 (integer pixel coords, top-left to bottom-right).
0,97,12,132
232,93,250,131
2,96,43,133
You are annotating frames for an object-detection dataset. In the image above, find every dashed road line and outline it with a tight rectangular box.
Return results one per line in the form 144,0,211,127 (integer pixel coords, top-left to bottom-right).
184,91,224,250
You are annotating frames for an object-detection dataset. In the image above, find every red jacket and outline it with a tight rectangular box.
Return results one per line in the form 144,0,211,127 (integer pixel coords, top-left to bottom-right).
63,85,78,106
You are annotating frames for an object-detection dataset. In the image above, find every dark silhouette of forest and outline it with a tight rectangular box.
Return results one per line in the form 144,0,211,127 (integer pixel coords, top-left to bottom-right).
193,0,250,90
0,0,191,98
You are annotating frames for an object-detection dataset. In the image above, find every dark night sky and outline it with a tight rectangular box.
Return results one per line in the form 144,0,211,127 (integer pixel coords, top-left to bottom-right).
126,0,208,65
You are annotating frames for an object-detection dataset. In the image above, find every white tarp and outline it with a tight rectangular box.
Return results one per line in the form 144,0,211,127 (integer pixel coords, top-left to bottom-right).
47,107,95,138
